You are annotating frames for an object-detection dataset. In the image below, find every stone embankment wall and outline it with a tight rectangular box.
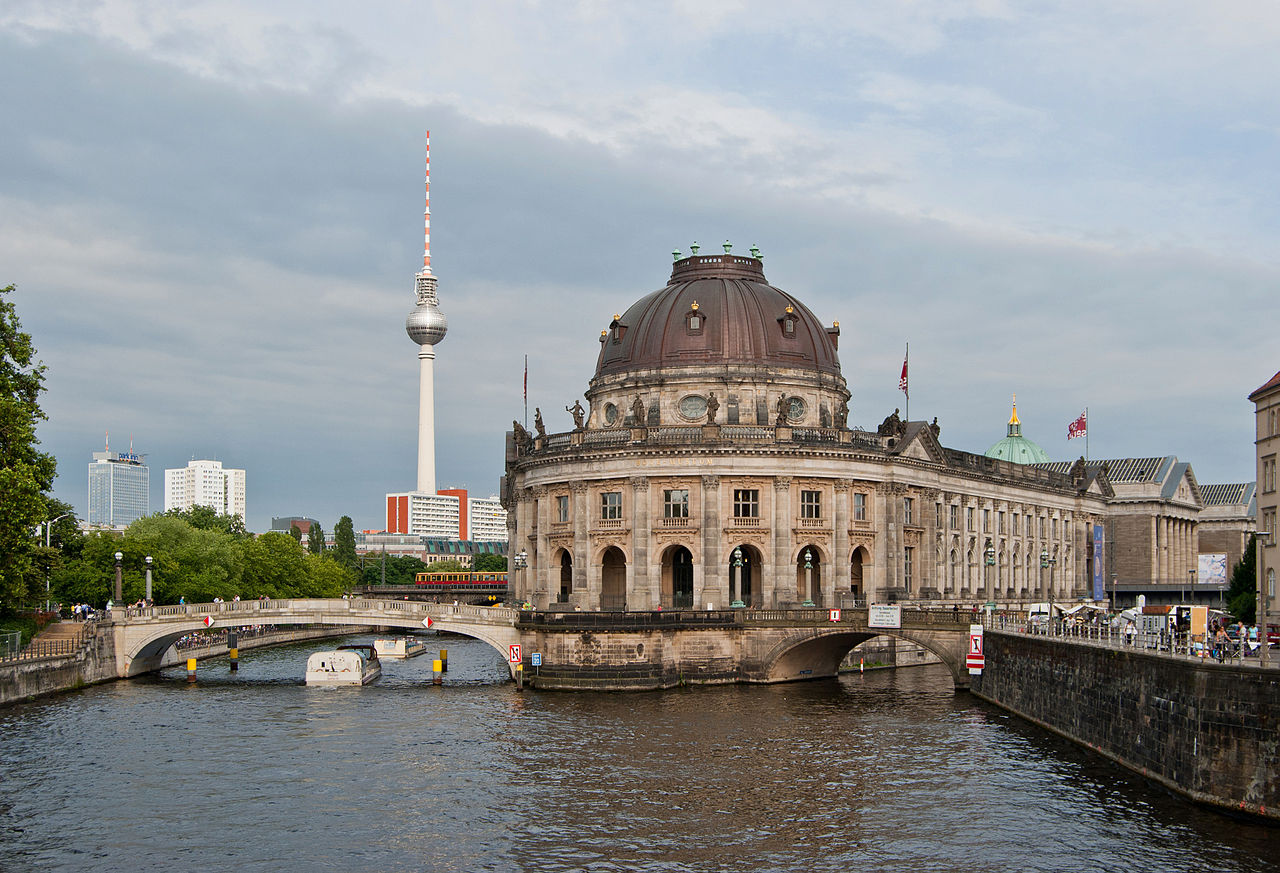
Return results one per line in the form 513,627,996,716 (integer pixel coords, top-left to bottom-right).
972,631,1278,821
0,627,118,706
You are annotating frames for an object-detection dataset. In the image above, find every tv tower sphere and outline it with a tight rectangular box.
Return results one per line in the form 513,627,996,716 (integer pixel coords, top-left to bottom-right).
406,287,448,346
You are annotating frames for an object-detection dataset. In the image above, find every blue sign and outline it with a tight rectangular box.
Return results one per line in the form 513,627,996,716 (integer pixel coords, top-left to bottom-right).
531,652,542,667
1092,525,1105,601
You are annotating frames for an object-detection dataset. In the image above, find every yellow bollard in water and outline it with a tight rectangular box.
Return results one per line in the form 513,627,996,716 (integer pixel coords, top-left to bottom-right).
515,661,524,691
186,658,197,682
228,631,238,672
439,648,448,672
432,658,443,685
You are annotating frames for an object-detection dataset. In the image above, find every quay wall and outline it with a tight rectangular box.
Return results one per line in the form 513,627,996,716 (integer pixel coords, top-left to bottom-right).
972,630,1278,822
157,625,377,668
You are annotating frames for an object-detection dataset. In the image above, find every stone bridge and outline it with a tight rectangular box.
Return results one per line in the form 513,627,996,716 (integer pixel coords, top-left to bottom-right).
109,599,521,677
107,600,977,690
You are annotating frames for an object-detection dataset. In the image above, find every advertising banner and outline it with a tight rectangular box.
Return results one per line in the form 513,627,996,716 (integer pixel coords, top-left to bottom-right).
1092,525,1106,601
1197,553,1227,586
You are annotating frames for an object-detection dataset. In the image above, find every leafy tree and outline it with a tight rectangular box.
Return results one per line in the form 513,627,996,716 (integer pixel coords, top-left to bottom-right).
425,559,466,573
121,515,243,604
306,553,356,597
474,553,508,573
241,532,310,599
165,505,248,539
307,522,325,555
1227,535,1258,623
0,285,57,613
332,515,357,570
289,523,303,545
359,554,427,586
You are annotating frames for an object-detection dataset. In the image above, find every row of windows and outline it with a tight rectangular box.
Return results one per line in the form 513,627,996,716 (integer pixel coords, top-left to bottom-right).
931,501,1069,540
559,489,872,521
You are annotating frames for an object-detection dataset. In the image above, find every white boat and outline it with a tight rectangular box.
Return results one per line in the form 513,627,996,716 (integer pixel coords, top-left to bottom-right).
373,637,429,659
305,644,381,685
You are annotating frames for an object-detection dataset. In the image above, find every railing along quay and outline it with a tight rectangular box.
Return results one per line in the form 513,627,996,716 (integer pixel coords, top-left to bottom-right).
0,626,96,665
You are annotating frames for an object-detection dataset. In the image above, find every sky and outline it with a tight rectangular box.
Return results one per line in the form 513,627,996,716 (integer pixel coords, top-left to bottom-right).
2,1,1277,534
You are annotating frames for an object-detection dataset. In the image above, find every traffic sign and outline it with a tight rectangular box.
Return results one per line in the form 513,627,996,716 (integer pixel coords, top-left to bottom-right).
508,644,522,664
422,617,434,629
202,615,214,628
967,624,984,674
531,652,542,667
828,609,841,622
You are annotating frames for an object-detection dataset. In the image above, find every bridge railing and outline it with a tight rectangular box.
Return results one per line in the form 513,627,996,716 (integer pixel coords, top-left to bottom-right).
0,625,96,665
114,598,519,626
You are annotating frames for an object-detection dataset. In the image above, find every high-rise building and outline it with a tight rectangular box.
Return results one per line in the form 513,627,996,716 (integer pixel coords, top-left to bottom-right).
468,495,509,542
165,459,247,520
88,441,149,527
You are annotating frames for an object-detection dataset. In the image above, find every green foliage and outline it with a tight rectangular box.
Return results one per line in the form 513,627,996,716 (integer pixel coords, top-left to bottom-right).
289,524,303,545
1227,535,1258,623
307,522,325,555
241,532,310,599
0,284,57,613
425,559,466,573
333,516,357,570
473,553,508,573
164,505,248,539
306,553,356,597
359,554,427,586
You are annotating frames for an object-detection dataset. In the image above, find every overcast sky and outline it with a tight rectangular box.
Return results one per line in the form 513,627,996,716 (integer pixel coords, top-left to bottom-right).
3,1,1277,533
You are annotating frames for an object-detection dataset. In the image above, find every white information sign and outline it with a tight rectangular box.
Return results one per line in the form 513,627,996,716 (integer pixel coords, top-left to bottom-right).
868,603,901,629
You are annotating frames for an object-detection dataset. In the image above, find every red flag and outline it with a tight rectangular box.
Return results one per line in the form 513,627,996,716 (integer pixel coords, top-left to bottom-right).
1067,410,1087,440
899,356,908,398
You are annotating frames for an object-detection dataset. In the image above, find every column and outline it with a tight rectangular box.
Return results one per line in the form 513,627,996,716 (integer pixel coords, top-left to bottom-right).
571,483,591,609
832,481,851,607
533,486,550,609
872,484,893,601
772,479,792,607
631,477,651,609
700,476,724,608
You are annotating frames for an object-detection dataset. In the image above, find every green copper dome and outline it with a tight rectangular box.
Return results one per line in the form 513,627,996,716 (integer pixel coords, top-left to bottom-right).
985,399,1050,465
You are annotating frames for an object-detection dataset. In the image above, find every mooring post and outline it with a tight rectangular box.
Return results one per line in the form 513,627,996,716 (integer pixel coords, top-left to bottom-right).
186,658,197,682
228,631,238,672
440,648,448,672
432,658,443,685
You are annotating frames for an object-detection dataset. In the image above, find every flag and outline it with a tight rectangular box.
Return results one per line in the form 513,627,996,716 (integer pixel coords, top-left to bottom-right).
1067,410,1087,440
899,356,908,398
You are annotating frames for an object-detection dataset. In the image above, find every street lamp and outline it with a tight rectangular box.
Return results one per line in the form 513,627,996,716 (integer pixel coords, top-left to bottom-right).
145,556,153,604
801,549,815,607
113,551,123,605
513,549,528,605
1040,548,1050,599
731,547,745,608
984,539,995,602
1186,568,1195,606
43,512,71,612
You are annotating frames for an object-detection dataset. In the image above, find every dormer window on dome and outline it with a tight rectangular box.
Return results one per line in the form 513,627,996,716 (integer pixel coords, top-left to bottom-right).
779,305,797,338
685,301,704,335
609,314,626,344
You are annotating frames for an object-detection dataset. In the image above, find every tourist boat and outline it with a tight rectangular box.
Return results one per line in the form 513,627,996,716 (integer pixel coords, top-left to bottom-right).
373,637,429,659
304,644,381,685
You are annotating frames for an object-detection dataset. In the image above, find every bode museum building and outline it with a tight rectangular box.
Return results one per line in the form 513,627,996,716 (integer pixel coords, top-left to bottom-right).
503,249,1116,611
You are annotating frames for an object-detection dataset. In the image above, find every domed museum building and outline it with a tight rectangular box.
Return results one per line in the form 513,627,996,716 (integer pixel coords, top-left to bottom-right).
503,250,1112,611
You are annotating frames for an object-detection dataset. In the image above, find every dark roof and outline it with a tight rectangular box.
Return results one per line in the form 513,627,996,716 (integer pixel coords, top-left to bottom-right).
592,254,842,380
1199,482,1255,507
1249,369,1280,401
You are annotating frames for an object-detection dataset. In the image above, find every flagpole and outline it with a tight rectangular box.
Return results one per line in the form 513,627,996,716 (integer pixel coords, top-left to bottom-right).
524,354,528,429
904,342,909,422
1085,406,1089,462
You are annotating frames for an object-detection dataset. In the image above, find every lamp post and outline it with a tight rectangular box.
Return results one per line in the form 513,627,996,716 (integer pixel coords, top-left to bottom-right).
801,549,815,607
1259,532,1273,669
1041,548,1049,602
513,549,528,605
145,556,153,604
1048,556,1057,630
1187,568,1195,606
113,551,123,605
983,539,995,603
731,547,745,608
1110,573,1117,613
43,512,71,612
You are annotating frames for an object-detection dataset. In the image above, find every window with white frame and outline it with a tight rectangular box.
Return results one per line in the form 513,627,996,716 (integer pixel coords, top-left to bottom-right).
601,492,622,520
801,490,822,519
664,489,689,518
733,489,759,518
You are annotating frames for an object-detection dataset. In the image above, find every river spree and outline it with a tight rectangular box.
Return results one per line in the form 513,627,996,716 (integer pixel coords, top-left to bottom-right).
1,635,1276,872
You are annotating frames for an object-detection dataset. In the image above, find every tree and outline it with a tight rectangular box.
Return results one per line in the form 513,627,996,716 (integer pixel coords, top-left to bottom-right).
1227,535,1258,623
359,554,427,586
165,505,248,539
474,553,508,573
0,285,57,613
307,522,325,555
332,516,357,570
425,559,466,573
289,523,303,545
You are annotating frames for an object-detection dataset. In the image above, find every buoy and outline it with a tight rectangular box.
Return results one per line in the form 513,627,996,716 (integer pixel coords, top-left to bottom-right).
186,658,197,682
432,658,443,685
440,648,448,672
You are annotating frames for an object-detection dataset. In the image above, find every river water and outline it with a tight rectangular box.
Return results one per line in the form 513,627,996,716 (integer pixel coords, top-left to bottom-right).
1,635,1275,873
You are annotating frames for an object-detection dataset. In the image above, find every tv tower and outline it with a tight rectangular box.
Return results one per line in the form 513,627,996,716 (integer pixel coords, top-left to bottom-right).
404,131,448,494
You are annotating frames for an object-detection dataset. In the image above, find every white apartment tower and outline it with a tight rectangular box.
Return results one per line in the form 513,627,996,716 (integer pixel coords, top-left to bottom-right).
165,459,246,520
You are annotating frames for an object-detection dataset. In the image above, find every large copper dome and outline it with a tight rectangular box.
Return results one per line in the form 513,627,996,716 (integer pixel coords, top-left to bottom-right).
593,253,842,379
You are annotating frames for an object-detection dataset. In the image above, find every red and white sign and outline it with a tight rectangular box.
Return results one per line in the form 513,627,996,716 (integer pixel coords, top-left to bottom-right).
202,615,214,628
828,609,841,622
967,624,984,674
508,644,522,664
421,617,434,629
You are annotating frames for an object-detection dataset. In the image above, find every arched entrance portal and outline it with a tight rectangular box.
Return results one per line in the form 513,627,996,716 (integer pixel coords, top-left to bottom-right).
601,547,627,610
661,545,694,609
558,550,573,603
728,544,762,607
795,546,823,606
851,546,869,601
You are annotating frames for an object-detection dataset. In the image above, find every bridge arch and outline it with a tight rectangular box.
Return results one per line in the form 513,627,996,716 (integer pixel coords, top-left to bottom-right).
752,626,970,689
